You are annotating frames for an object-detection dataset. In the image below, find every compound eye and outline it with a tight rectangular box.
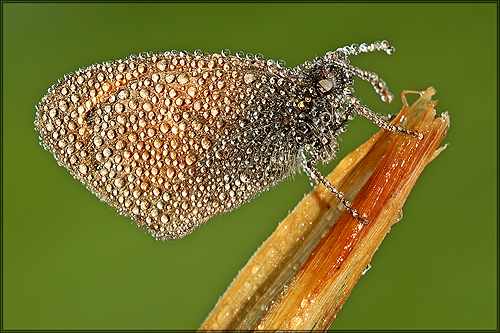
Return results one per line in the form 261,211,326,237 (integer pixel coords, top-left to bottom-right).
318,79,334,93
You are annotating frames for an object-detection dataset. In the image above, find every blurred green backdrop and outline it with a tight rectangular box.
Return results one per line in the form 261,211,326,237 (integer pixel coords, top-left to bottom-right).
3,2,497,331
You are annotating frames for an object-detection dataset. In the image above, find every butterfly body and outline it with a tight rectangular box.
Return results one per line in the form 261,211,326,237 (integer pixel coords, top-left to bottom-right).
36,41,418,240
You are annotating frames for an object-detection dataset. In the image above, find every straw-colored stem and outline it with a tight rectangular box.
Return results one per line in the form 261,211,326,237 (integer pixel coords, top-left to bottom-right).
199,87,450,331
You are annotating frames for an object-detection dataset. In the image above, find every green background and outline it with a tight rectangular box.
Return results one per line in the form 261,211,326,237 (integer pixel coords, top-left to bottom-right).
3,2,497,331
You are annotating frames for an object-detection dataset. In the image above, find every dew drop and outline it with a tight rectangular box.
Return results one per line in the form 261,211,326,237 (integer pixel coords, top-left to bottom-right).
79,164,88,174
107,129,116,139
115,140,126,150
114,178,125,188
155,83,164,93
128,132,138,142
187,86,196,97
58,100,69,111
177,74,189,84
185,154,197,166
244,73,255,84
165,73,175,83
160,123,170,133
118,89,129,100
251,263,261,275
290,315,303,327
94,137,103,146
201,138,211,150
362,263,371,275
166,167,176,178
103,147,113,157
216,304,231,323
